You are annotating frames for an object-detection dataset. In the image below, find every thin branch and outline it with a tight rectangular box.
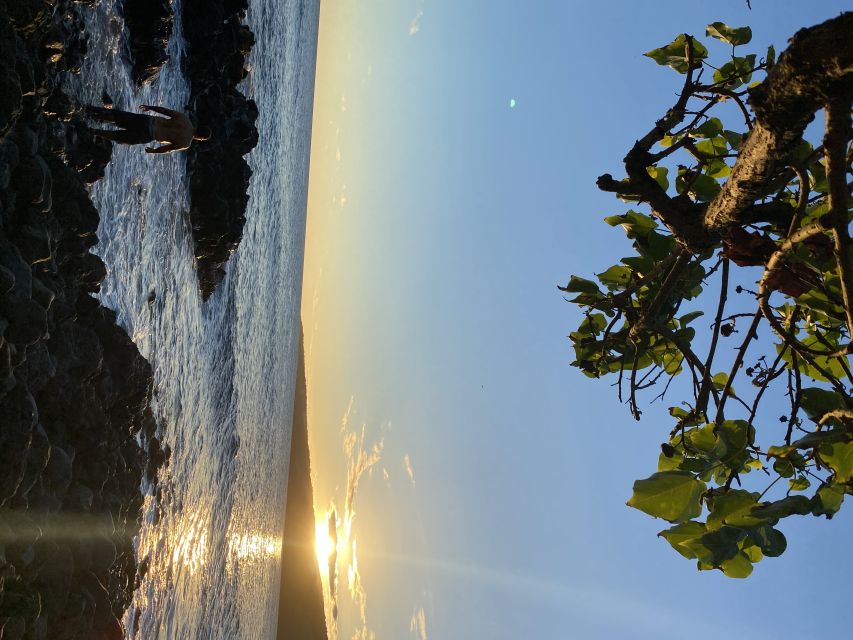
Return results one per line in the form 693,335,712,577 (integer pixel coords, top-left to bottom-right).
818,409,853,426
628,250,692,342
697,260,729,416
785,352,802,445
748,345,788,425
695,85,754,130
714,311,762,426
787,163,811,236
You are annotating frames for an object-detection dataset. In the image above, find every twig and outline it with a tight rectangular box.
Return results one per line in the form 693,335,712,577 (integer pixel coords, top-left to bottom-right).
785,352,801,445
628,250,691,342
713,310,762,425
818,409,853,426
697,260,729,416
787,163,811,236
748,344,788,425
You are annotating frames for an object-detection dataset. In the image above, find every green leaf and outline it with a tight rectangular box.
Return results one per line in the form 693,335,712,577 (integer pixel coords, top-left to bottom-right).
813,484,845,518
705,22,752,46
688,173,722,202
766,44,775,66
707,490,765,530
742,541,763,563
684,526,744,565
788,476,810,492
695,137,728,158
721,551,754,578
658,521,706,559
627,471,706,522
597,265,632,289
819,442,853,482
647,166,669,191
712,54,757,89
644,34,709,73
678,311,704,326
562,275,600,294
685,424,717,453
800,387,845,422
714,420,752,464
722,130,743,150
746,526,787,557
752,495,812,520
604,210,657,237
693,117,723,138
773,457,795,478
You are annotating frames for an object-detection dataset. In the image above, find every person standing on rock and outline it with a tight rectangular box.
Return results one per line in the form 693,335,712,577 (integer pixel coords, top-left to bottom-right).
86,105,211,154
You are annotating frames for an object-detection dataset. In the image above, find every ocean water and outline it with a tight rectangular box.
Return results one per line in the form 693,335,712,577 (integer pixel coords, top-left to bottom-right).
65,0,320,637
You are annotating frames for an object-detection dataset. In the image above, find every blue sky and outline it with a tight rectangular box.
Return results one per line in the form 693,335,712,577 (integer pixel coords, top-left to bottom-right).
302,2,853,638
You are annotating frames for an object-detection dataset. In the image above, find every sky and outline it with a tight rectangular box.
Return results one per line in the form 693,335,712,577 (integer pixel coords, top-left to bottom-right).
301,2,853,639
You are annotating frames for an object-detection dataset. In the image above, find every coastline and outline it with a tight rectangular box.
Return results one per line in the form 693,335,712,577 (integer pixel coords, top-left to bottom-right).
0,1,158,637
276,327,328,640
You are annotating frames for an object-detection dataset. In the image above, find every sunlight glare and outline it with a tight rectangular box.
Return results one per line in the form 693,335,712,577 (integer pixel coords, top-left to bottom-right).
315,519,335,569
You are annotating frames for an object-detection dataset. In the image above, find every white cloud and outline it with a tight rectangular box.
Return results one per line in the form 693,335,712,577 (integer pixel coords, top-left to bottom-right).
410,607,428,640
403,454,416,486
409,9,424,35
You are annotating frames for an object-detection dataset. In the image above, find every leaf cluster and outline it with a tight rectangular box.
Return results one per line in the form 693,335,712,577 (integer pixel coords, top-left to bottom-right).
565,21,853,577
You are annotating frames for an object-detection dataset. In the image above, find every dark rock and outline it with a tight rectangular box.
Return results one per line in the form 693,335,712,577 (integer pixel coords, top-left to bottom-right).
0,386,36,504
182,0,258,298
12,155,51,212
2,293,47,345
16,423,51,502
0,1,161,636
0,615,26,639
0,263,14,294
65,484,94,511
44,444,72,497
15,222,53,264
121,0,174,85
29,275,54,311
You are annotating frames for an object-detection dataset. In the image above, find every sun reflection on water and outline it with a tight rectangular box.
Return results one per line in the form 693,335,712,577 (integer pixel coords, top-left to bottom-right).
227,531,281,567
169,510,210,575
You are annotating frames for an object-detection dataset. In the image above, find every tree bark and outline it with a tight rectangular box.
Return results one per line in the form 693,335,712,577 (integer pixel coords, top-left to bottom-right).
704,12,853,230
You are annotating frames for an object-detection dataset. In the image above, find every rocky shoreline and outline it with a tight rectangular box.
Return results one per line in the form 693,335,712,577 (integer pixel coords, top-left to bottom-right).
120,0,259,299
0,1,159,638
181,0,258,299
0,0,262,634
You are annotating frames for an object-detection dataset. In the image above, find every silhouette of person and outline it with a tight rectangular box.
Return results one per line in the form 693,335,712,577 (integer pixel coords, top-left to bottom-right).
86,105,211,154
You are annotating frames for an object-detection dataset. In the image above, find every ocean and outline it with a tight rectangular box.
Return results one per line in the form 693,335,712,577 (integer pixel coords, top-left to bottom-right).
65,0,320,637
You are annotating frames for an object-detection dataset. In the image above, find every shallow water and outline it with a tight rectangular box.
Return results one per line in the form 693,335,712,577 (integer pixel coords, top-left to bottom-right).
66,0,319,637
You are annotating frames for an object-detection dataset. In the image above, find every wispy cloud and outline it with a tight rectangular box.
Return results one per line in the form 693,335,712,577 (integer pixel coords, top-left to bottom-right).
319,399,384,640
408,9,424,36
410,607,428,640
403,454,416,487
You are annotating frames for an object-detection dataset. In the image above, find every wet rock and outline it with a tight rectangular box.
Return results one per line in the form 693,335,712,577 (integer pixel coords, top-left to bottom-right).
0,263,14,294
2,293,47,345
0,1,161,636
12,155,51,211
29,275,54,311
65,484,94,512
182,0,258,298
121,0,174,85
0,615,26,639
44,445,72,498
15,222,52,264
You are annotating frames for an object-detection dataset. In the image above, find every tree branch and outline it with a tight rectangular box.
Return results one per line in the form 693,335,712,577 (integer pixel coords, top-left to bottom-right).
704,12,853,230
825,97,853,337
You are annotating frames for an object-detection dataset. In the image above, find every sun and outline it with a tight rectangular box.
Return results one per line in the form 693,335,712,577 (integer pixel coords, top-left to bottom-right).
314,520,335,569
